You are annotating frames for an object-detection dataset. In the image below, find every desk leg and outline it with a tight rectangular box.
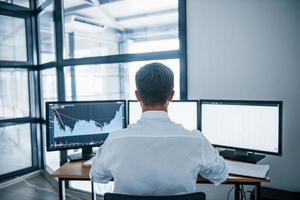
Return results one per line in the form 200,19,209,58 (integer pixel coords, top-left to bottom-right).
256,183,261,200
234,184,241,200
91,181,96,200
58,179,66,200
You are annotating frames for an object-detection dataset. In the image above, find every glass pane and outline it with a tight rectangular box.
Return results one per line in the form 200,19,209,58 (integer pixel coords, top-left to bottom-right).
128,38,179,54
0,15,27,61
70,180,114,196
64,59,179,101
63,0,178,58
38,2,56,63
64,65,121,101
40,68,57,119
0,124,32,175
38,0,47,7
43,125,60,172
125,59,180,100
0,69,29,119
0,0,29,8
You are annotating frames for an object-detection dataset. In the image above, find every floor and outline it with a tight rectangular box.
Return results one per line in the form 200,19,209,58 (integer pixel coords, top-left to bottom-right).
0,175,79,200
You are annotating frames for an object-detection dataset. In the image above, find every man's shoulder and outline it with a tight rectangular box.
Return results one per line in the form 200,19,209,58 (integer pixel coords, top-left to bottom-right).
107,123,205,141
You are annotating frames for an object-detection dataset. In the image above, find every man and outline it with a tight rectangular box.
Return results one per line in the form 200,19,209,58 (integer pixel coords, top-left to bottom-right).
90,62,228,195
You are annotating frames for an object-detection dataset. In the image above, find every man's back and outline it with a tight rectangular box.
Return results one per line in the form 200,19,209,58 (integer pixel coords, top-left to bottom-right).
90,111,228,195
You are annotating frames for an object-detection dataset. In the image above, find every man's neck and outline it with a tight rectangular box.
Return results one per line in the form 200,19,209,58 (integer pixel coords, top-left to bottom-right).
142,104,168,113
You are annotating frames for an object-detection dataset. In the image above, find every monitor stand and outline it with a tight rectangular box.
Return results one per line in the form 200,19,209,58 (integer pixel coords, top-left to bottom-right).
68,147,95,162
220,149,265,164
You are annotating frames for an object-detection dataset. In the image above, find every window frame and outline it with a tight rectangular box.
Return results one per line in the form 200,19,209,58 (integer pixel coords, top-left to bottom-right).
0,0,188,188
0,0,41,181
0,4,32,65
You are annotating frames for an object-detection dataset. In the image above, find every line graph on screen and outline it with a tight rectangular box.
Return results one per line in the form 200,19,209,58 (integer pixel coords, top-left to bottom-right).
50,104,123,138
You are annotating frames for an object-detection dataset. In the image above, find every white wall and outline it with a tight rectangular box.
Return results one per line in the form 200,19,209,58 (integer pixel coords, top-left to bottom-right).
187,0,300,196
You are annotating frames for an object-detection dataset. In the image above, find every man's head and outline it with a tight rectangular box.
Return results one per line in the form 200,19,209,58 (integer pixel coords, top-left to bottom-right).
135,62,174,110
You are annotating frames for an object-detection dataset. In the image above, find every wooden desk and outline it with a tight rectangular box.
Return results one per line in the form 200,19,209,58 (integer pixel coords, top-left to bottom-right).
51,161,270,200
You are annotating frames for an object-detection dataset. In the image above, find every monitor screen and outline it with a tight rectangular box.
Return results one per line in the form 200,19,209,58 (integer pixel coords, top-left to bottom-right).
46,100,126,151
200,100,282,154
128,100,198,131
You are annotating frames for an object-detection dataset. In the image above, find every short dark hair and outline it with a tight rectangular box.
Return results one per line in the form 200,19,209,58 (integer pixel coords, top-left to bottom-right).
135,62,174,106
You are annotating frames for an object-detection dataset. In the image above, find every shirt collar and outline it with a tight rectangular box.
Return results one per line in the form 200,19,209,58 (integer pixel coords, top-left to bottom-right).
140,110,170,120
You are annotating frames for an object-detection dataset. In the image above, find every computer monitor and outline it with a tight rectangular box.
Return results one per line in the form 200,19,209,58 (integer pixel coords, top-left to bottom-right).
46,100,126,161
200,99,282,163
128,100,199,131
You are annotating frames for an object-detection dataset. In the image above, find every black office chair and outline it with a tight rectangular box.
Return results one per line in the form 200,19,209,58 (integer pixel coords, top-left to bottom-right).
104,192,206,200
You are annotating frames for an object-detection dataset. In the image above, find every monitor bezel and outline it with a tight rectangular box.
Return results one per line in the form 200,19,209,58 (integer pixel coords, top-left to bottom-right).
127,100,200,130
46,100,127,151
199,99,282,156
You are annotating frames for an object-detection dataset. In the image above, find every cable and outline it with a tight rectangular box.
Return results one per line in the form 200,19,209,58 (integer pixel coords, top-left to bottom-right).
18,177,82,200
227,185,235,200
241,185,247,200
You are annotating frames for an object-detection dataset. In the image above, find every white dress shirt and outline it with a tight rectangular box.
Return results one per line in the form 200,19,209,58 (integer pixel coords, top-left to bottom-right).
90,111,228,195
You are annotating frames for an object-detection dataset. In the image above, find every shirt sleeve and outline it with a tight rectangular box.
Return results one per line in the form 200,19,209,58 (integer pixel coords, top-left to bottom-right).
89,140,113,183
198,134,229,185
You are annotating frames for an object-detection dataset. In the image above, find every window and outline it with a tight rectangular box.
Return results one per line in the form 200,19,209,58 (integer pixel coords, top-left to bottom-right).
63,0,179,58
38,0,47,7
38,2,56,63
40,68,57,119
0,124,32,175
40,68,59,172
60,0,184,194
64,64,121,101
37,0,186,195
0,3,39,181
0,68,29,119
69,180,114,196
42,125,60,172
0,15,27,61
64,59,180,101
0,0,29,8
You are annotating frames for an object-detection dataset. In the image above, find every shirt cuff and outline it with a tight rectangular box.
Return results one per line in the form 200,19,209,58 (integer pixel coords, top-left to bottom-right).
212,164,229,185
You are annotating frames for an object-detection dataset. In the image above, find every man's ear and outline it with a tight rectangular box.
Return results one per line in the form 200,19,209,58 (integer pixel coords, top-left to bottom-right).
135,90,142,102
167,90,175,101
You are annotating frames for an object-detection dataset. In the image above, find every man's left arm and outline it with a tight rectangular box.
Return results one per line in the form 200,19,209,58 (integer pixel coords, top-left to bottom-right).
198,134,229,185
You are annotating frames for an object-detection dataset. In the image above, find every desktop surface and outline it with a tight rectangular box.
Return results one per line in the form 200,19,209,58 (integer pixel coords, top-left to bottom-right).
51,160,270,200
51,160,271,183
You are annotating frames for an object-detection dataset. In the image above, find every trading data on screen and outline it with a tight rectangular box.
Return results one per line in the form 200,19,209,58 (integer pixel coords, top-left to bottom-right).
48,102,124,149
201,103,279,153
129,101,198,131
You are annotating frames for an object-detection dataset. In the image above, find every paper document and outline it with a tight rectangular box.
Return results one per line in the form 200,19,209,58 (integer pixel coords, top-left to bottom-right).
225,160,270,179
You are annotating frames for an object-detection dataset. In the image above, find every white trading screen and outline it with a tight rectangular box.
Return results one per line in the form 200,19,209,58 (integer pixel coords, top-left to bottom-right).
201,103,279,153
129,101,198,131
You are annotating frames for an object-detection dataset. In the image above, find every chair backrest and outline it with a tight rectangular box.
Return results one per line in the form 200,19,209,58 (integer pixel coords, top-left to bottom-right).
104,192,206,200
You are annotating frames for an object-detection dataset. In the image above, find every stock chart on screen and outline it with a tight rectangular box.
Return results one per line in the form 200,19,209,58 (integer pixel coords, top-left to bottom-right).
47,101,125,150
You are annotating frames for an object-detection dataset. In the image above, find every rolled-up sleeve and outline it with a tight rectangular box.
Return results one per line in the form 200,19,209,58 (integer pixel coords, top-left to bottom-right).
199,136,228,185
89,141,113,183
